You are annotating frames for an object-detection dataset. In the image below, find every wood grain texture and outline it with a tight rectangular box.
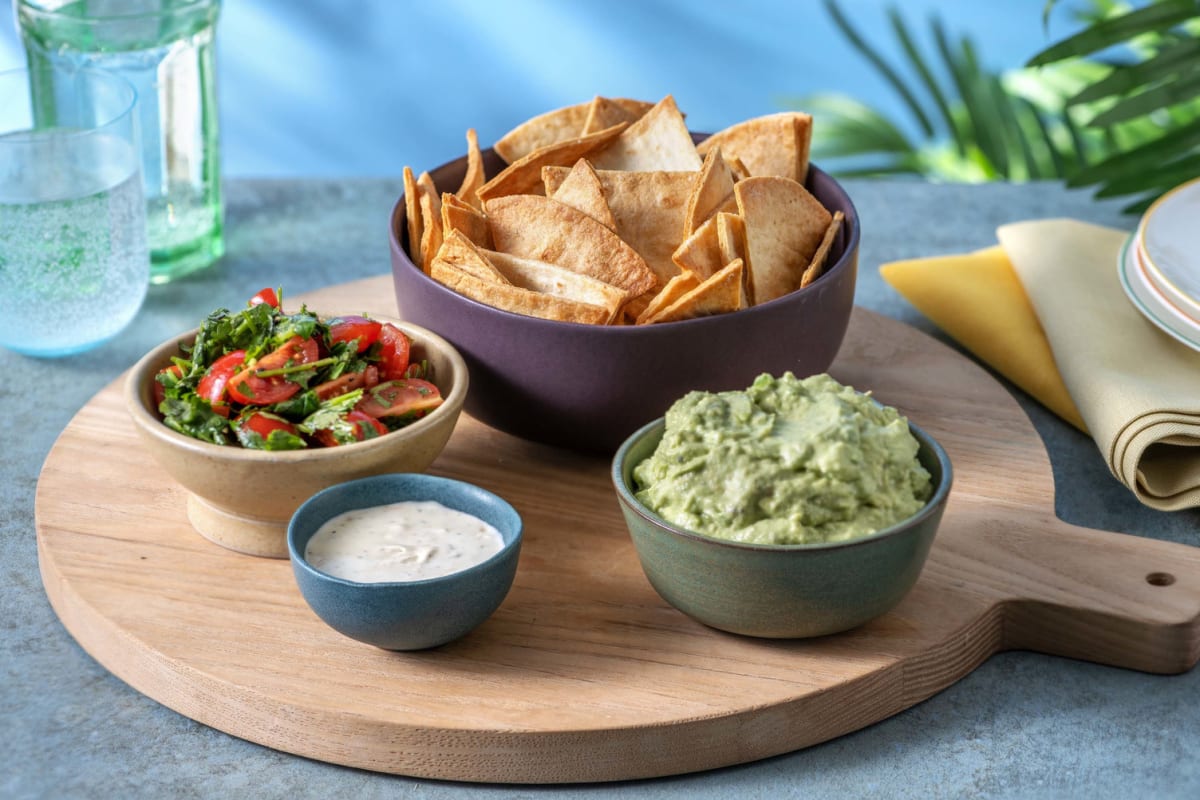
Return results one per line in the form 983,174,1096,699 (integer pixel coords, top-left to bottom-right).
35,276,1200,783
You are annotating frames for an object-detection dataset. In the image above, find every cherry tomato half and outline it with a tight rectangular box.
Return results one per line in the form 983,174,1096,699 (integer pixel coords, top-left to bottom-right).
313,365,379,401
153,364,183,408
328,316,383,354
312,410,388,447
357,379,443,419
196,350,247,417
249,287,280,309
236,410,300,441
376,323,411,381
227,336,320,405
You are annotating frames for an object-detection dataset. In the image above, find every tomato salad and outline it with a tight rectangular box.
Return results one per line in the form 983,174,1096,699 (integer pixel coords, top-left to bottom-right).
153,288,443,450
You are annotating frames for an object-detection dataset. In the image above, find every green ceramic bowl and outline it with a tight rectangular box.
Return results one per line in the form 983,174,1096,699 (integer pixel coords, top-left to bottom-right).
611,418,953,639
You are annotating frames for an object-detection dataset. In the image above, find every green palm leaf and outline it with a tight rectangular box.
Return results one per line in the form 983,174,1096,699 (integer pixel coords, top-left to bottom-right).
787,94,919,175
832,165,928,178
933,23,1006,178
821,0,935,137
887,7,964,155
1068,123,1200,186
1058,104,1094,172
1069,37,1200,104
1016,97,1070,177
1087,72,1200,125
1093,152,1200,196
1027,0,1200,65
786,0,1200,212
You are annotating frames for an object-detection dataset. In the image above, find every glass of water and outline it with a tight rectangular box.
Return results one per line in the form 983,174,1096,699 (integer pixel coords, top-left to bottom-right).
17,0,224,285
0,66,150,357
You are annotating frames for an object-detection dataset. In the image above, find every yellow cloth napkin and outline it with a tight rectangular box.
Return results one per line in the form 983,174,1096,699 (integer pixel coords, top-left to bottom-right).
880,244,1086,432
883,218,1200,511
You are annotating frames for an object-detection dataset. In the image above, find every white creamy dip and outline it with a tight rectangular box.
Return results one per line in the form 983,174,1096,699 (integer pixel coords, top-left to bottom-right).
304,500,505,583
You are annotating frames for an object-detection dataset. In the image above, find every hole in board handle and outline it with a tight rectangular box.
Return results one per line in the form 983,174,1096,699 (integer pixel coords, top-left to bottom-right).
1146,572,1176,587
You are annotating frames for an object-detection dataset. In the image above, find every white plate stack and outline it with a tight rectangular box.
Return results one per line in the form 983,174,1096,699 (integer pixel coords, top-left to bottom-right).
1117,177,1200,350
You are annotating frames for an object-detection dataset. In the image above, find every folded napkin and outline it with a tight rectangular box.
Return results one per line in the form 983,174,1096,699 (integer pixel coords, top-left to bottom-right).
879,244,1086,432
883,219,1200,511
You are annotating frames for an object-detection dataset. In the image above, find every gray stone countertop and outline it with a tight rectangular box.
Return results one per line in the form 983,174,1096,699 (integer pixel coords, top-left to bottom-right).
5,178,1199,799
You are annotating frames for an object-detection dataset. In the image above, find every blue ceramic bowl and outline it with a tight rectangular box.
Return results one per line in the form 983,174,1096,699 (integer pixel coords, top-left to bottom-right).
288,474,522,650
612,418,952,639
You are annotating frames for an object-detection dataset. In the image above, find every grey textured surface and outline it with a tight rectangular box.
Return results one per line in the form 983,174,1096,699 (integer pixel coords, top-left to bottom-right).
5,178,1200,799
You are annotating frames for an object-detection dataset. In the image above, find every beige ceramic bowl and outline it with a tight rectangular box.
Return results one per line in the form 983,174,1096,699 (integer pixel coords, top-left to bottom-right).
125,316,468,559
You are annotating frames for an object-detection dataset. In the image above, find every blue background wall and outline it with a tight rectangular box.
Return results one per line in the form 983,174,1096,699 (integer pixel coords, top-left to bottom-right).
2,0,1080,178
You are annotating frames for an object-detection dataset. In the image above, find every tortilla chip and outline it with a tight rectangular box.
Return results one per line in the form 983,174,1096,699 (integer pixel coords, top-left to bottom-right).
645,259,745,323
493,103,591,165
484,249,628,323
671,214,724,279
544,167,695,286
715,211,749,302
704,193,739,225
621,291,655,324
477,122,628,202
582,95,638,136
801,210,844,288
456,128,486,210
636,271,701,324
590,95,702,172
540,165,570,195
485,194,657,297
684,146,736,234
735,176,832,304
431,258,610,325
493,97,655,164
441,192,493,250
611,98,657,118
604,170,695,285
545,159,617,231
416,170,439,201
403,166,423,264
436,229,509,283
697,112,813,184
715,212,746,265
416,173,443,274
728,156,751,180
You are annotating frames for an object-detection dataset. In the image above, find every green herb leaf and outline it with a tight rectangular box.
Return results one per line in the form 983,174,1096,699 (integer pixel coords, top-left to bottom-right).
160,394,233,445
235,422,307,451
298,391,365,435
272,309,320,348
270,390,322,420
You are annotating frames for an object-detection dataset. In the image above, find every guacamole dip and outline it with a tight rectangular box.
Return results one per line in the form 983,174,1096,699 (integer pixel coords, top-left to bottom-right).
632,373,932,545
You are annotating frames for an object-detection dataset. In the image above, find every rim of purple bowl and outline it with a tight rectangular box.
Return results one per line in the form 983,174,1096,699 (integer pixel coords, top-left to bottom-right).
386,142,861,332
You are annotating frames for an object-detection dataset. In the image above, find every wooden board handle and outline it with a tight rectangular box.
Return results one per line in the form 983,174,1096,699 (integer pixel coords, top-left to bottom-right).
971,514,1200,674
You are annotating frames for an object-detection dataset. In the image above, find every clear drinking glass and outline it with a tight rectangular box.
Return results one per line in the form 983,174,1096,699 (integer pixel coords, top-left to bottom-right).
17,0,224,284
0,66,149,357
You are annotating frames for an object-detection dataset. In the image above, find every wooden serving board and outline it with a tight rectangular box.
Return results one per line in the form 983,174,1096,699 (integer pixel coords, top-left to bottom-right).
36,276,1200,784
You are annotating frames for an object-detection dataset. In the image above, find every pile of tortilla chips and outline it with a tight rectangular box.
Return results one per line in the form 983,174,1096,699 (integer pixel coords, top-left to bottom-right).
402,95,844,325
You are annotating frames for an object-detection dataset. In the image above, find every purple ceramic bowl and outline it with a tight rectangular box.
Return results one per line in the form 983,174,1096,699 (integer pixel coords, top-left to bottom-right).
388,139,859,453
